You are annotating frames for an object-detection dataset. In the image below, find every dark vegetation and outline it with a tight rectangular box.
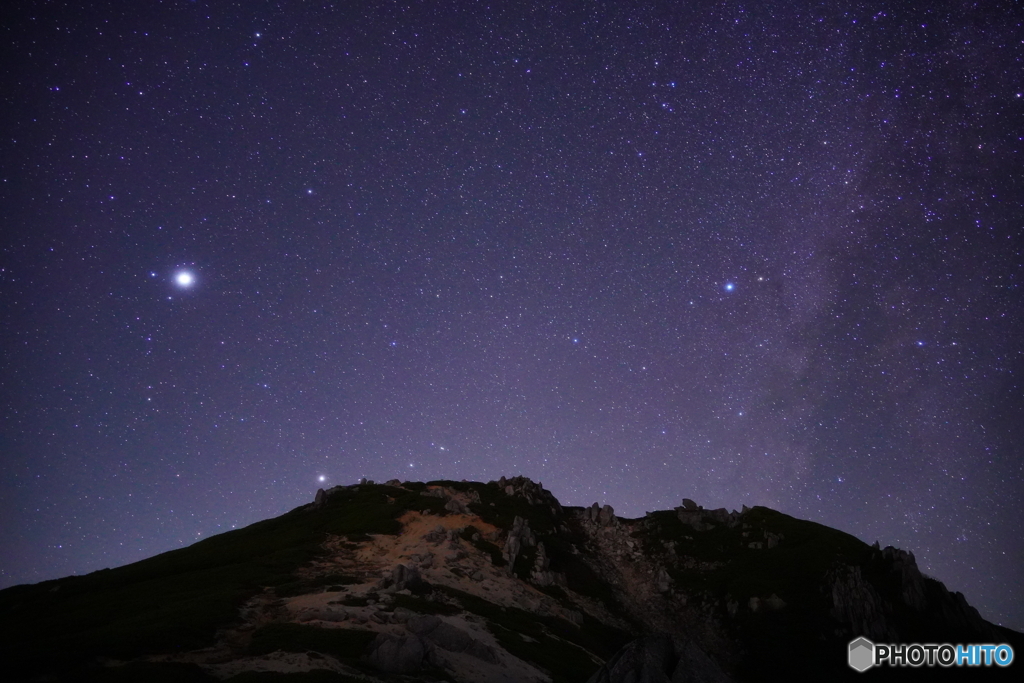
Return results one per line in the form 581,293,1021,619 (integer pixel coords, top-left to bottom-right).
638,506,876,678
642,506,871,610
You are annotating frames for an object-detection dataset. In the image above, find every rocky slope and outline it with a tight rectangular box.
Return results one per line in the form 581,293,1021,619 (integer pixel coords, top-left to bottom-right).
1,477,1019,682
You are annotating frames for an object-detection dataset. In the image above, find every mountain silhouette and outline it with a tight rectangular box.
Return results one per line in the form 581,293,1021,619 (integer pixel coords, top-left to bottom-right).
2,477,1019,681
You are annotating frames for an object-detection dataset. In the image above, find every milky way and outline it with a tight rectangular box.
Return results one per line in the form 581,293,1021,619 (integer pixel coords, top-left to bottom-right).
2,1,1021,630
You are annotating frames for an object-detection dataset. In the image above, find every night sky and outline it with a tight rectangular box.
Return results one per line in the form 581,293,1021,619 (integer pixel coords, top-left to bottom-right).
2,2,1022,631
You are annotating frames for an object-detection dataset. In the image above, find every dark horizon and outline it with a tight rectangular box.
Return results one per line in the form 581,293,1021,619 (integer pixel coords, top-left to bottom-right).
2,1,1021,632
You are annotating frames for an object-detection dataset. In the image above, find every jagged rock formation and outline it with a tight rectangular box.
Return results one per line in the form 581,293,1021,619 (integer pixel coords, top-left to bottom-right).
1,476,1019,682
503,514,536,572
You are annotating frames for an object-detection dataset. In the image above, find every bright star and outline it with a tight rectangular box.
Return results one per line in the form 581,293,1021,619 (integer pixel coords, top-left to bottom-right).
175,271,195,287
318,475,326,482
724,282,735,292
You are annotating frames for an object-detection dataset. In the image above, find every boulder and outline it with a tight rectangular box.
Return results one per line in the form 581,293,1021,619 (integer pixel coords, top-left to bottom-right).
656,567,672,593
424,525,448,544
682,498,698,511
444,498,470,515
379,563,428,593
705,508,731,525
392,607,414,623
365,632,428,673
599,504,616,526
394,563,426,592
407,615,497,663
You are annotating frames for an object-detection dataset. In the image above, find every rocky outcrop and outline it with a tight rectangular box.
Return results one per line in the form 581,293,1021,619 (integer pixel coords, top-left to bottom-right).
496,475,563,517
826,564,892,640
365,632,429,673
14,475,1017,683
676,507,740,532
502,515,536,573
881,546,926,610
530,541,565,587
586,633,732,683
406,615,497,663
444,497,470,514
378,563,428,593
656,567,673,594
584,501,617,526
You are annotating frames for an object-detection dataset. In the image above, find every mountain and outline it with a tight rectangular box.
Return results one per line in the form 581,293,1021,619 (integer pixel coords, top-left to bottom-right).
1,477,1019,682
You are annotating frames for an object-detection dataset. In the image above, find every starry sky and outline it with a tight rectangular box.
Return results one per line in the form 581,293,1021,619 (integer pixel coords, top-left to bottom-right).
2,1,1022,631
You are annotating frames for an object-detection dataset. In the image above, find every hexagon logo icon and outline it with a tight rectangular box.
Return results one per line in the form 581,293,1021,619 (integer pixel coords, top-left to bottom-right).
848,637,875,672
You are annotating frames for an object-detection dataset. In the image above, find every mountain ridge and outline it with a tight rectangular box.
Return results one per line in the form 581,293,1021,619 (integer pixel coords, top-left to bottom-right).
2,476,1019,682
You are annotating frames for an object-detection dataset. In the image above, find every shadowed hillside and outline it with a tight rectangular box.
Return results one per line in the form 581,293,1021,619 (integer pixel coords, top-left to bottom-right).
2,477,1019,682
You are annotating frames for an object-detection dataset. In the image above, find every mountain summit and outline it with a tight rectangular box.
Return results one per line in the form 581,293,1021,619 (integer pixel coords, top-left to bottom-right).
2,477,1019,681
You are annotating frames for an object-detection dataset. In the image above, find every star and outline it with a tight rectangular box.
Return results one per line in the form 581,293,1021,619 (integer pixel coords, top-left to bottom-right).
724,282,735,292
175,271,195,287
